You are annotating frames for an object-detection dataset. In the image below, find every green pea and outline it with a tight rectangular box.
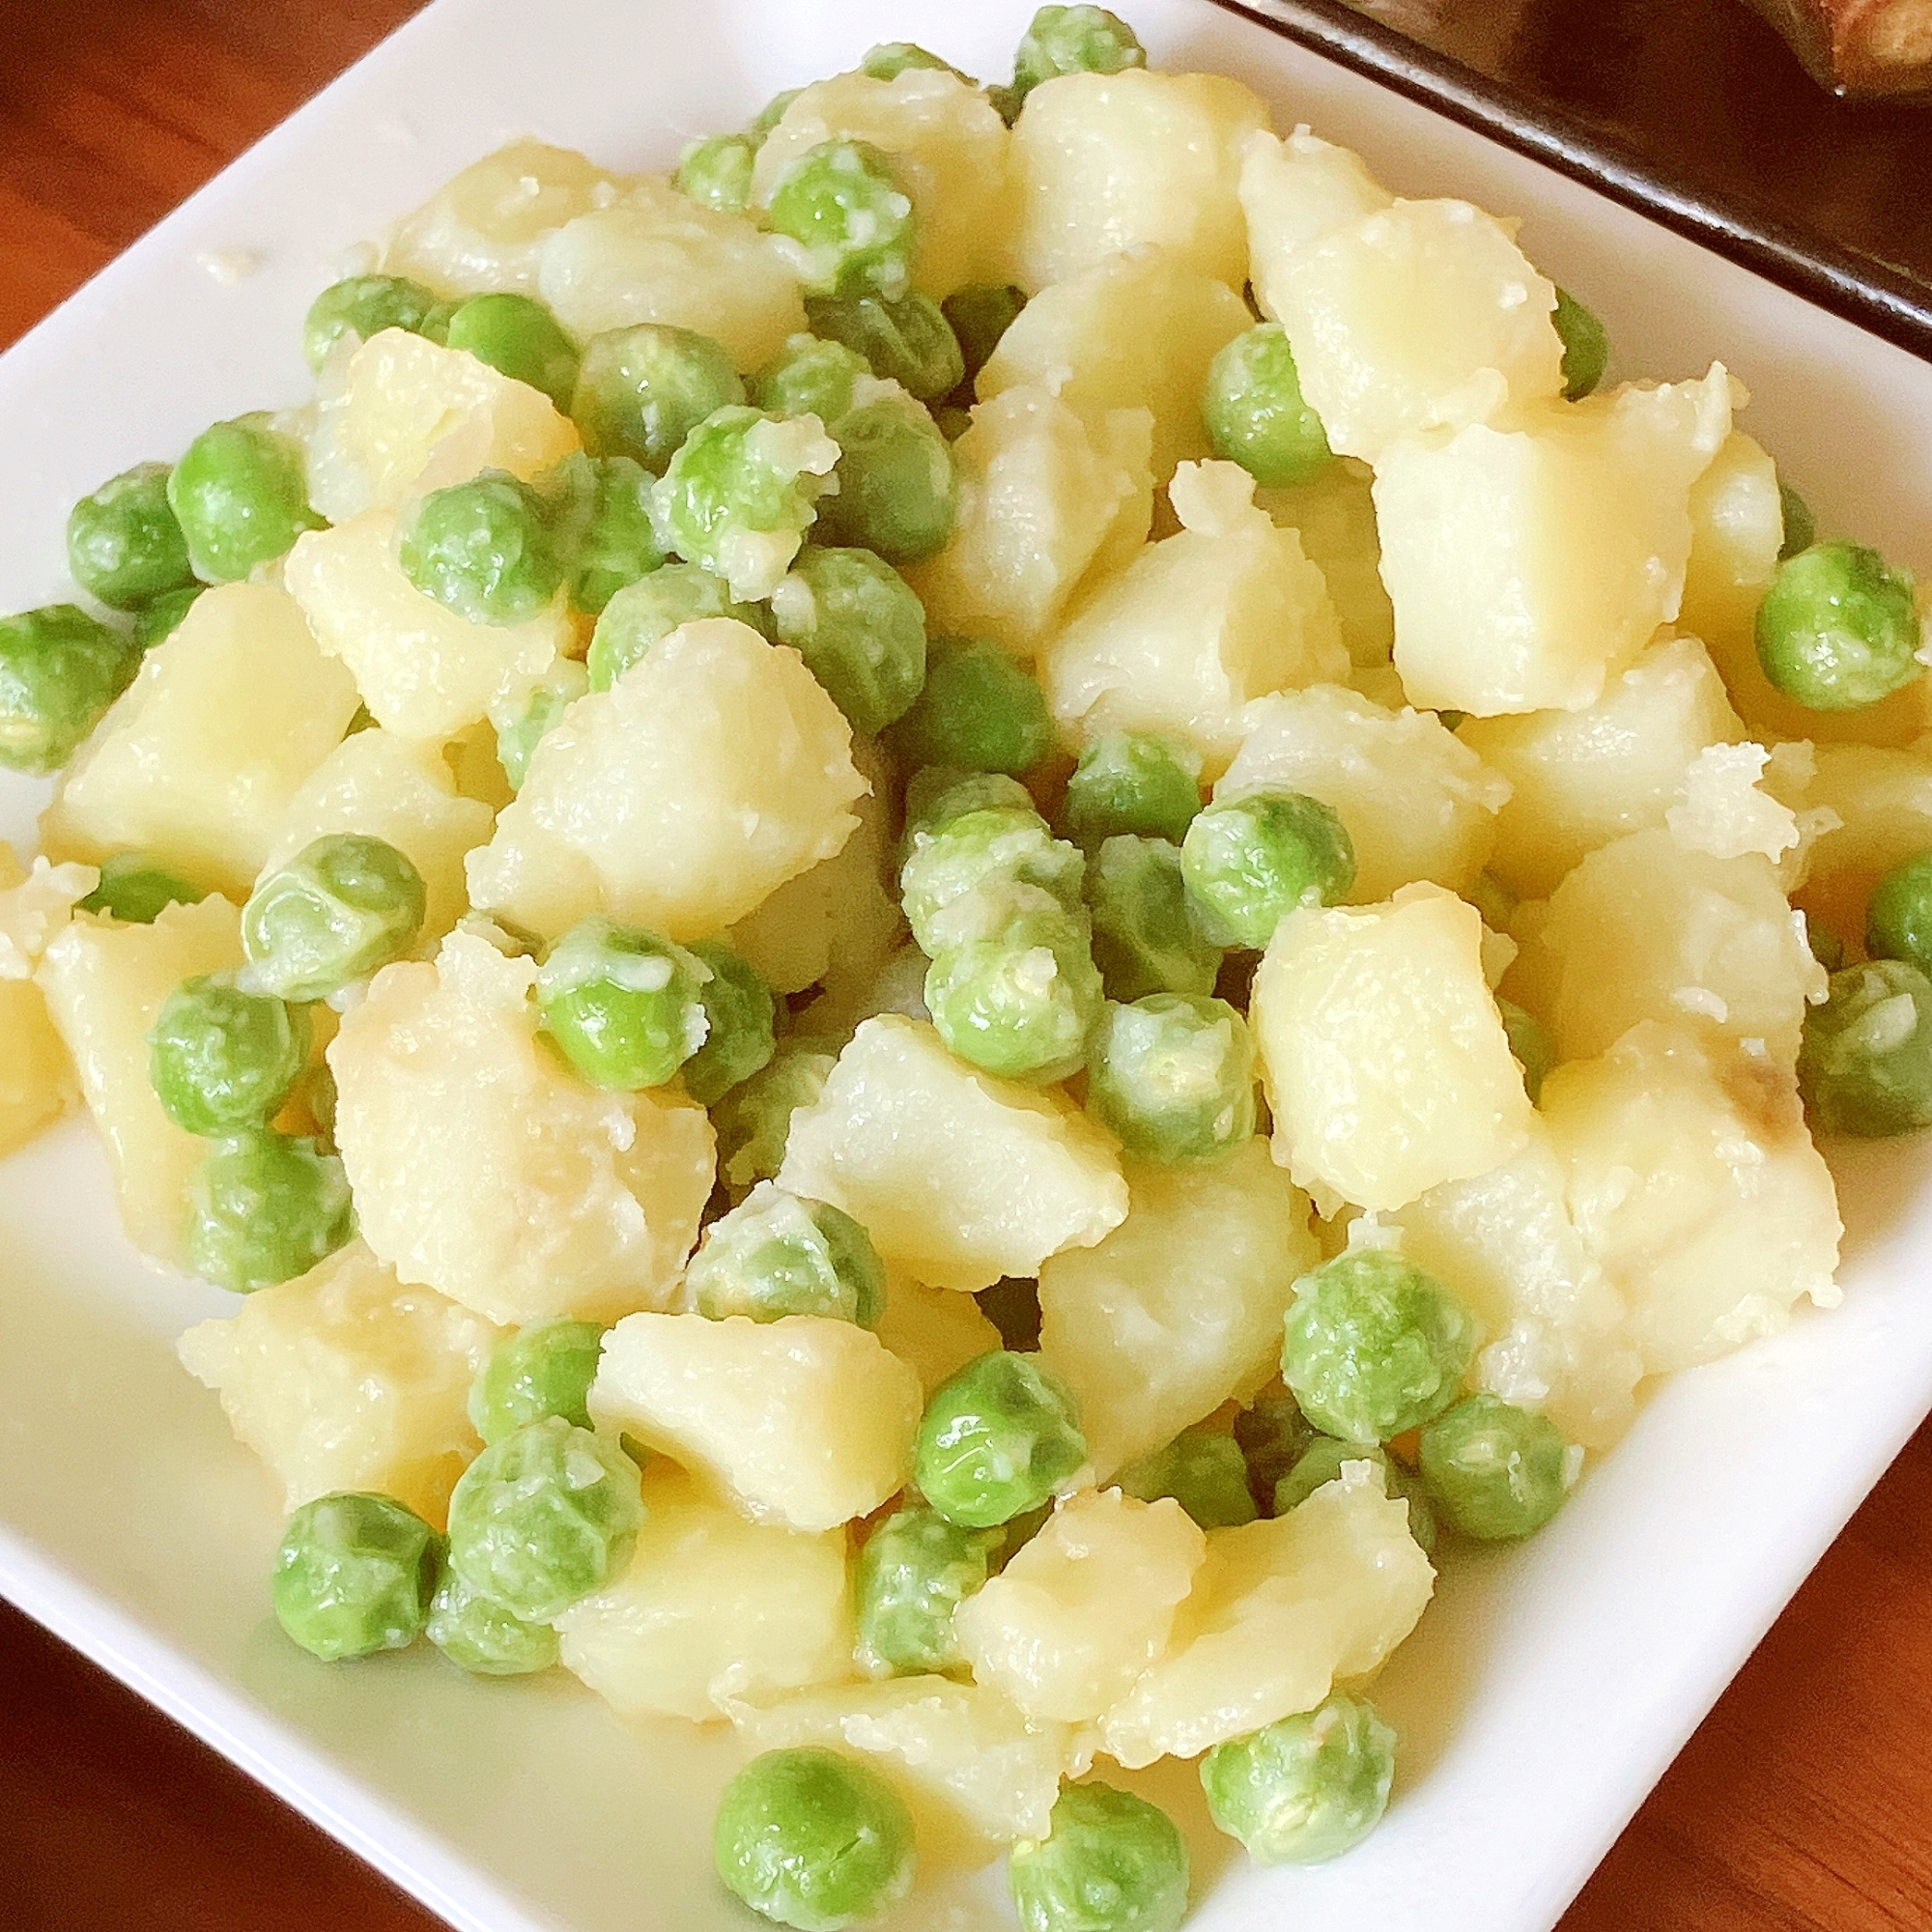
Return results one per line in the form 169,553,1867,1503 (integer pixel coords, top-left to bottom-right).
0,604,138,775
132,582,205,651
1754,540,1922,711
713,1043,838,1196
687,1182,886,1326
914,1350,1087,1528
1418,1393,1571,1541
814,394,957,564
1085,836,1222,1002
541,452,666,615
1180,788,1355,950
854,1504,1002,1677
302,273,446,371
242,834,428,1002
925,905,1104,1083
424,1565,559,1676
676,133,757,213
748,88,803,142
1062,733,1203,850
861,42,972,82
1233,1382,1313,1514
442,292,580,412
185,1130,354,1292
1202,324,1334,489
149,974,309,1137
1552,287,1610,401
587,561,758,690
1009,1781,1188,1932
446,1414,644,1621
887,637,1052,778
469,1320,607,1443
753,333,872,424
66,462,196,611
1119,1426,1257,1529
78,852,205,923
495,658,589,792
1497,996,1555,1104
571,324,746,473
1272,1436,1435,1553
1200,1694,1397,1865
1281,1249,1479,1444
805,290,965,402
768,545,927,736
270,1492,439,1662
1778,479,1817,560
900,802,1084,954
1866,849,1932,976
536,917,711,1091
1086,992,1255,1162
768,139,918,301
1798,957,1932,1137
681,940,778,1106
902,766,1036,843
942,284,1026,393
167,415,323,582
714,1746,917,1932
399,470,562,625
997,6,1148,124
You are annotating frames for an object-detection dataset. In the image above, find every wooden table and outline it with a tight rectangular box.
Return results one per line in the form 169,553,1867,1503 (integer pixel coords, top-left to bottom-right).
6,3,1932,1927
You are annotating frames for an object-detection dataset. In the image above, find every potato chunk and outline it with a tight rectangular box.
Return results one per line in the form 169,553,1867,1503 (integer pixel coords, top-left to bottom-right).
1376,368,1735,716
0,846,89,1157
468,617,866,942
36,895,242,1263
556,1461,851,1721
176,1240,497,1524
1459,634,1745,898
1039,461,1346,781
1006,70,1267,291
1797,744,1932,946
906,384,1152,660
41,584,360,898
875,1271,1004,1394
590,1312,920,1531
1539,827,1823,1068
1542,1021,1840,1374
330,929,714,1325
538,177,807,370
1253,883,1534,1212
954,1491,1205,1724
778,1015,1128,1292
1217,683,1510,901
753,69,1011,300
1098,1463,1434,1768
262,727,494,947
1239,127,1393,322
284,510,567,746
1038,1141,1318,1480
978,249,1252,482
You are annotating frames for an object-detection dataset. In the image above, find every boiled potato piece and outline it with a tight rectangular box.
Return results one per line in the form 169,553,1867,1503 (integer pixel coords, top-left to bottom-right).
1216,683,1511,901
954,1491,1206,1724
1098,1462,1434,1768
1039,461,1347,781
538,177,807,370
752,68,1011,299
1665,740,1811,872
468,618,866,942
1006,69,1267,291
906,384,1152,660
176,1240,497,1525
261,727,495,947
1269,198,1564,463
1797,743,1932,945
1542,1020,1841,1374
385,138,629,296
778,1015,1128,1293
556,1461,851,1721
0,846,90,1156
1377,368,1736,716
42,584,360,899
1038,1140,1318,1480
329,928,714,1325
1253,883,1534,1212
285,510,568,747
1460,634,1745,898
733,1678,1071,1864
36,895,242,1264
590,1312,921,1531
875,1270,1004,1394
1256,459,1394,668
978,249,1252,482
1390,1125,1640,1448
1539,826,1823,1067
1239,127,1393,322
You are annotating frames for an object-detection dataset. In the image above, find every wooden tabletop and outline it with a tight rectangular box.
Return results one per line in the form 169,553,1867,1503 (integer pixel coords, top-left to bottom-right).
6,3,1932,1928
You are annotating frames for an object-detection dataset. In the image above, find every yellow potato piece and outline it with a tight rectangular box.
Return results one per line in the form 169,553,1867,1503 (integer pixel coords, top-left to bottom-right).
874,1270,1003,1395
1239,127,1393,322
1797,743,1932,945
1255,459,1394,669
0,844,90,1157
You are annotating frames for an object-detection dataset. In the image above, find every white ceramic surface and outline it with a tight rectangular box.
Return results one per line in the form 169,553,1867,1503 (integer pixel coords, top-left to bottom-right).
2,3,1930,1929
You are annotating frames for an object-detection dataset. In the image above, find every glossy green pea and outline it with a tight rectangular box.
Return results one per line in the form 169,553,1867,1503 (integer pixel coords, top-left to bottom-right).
1180,788,1355,950
442,292,580,412
424,1566,560,1676
899,801,1083,955
399,471,563,625
0,604,138,775
131,582,205,650
1008,1781,1187,1932
768,544,927,736
1552,287,1610,401
571,324,745,473
1778,479,1817,559
167,415,322,582
676,133,757,213
686,1183,886,1326
1272,1435,1435,1553
1200,1694,1397,1865
767,139,918,300
1798,957,1932,1137
1867,848,1932,976
495,658,588,792
242,834,427,1002
804,290,964,402
942,284,1026,392
712,1043,838,1198
1118,1426,1257,1529
914,1350,1087,1529
586,561,758,690
861,42,972,81
302,273,446,371
887,636,1053,778
66,462,195,610
1755,540,1922,711
1084,836,1222,1003
1062,732,1203,850
814,394,957,564
925,905,1104,1084
680,940,777,1106
469,1320,607,1443
1417,1393,1571,1541
185,1130,354,1292
854,1504,1002,1676
902,767,1037,843
536,917,711,1091
1085,993,1255,1162
149,974,309,1136
271,1492,439,1661
1202,325,1334,488
78,852,205,923
753,333,873,424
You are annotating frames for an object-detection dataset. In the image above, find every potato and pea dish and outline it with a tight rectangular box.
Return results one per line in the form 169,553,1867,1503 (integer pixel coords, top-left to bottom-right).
3,6,1929,1927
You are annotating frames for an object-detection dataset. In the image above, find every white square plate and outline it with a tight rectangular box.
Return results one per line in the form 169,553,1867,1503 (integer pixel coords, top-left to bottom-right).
3,3,1930,1929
